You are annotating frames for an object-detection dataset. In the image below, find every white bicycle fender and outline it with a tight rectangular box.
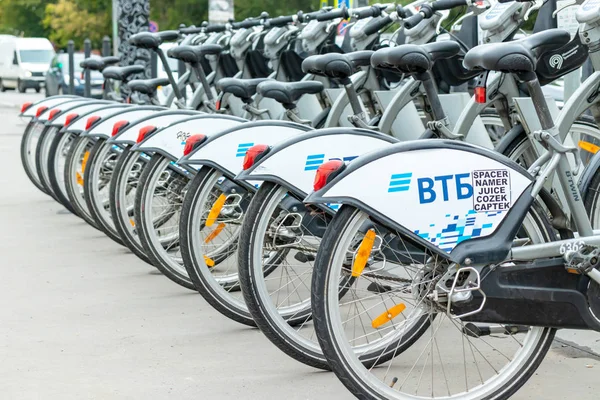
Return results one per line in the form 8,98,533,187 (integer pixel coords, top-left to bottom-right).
66,104,131,133
82,106,164,139
134,115,245,161
36,99,93,123
108,110,200,145
21,95,81,117
306,140,533,257
239,128,397,198
179,121,312,179
48,101,114,127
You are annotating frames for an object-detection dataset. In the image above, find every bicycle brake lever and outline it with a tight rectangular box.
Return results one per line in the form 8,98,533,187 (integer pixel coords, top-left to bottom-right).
552,0,577,18
524,0,543,21
436,10,450,35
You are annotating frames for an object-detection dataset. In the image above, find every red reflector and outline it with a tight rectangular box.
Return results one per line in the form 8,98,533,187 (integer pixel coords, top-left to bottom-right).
21,102,33,113
65,113,79,126
85,116,101,130
474,87,486,104
215,100,221,110
242,144,269,170
313,160,344,191
35,106,48,117
48,109,61,120
112,120,129,136
136,125,157,143
183,134,208,156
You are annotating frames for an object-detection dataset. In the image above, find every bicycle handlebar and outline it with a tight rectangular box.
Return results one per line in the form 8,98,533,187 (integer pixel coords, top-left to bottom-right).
316,6,349,21
403,0,468,29
231,18,264,29
264,15,295,28
363,15,393,35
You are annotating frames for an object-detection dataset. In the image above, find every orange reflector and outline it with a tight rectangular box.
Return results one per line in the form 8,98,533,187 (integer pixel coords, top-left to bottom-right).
76,172,83,186
206,194,226,227
129,218,135,227
567,268,580,274
205,222,226,243
204,256,215,267
352,229,376,277
371,303,406,329
579,140,600,154
81,151,90,173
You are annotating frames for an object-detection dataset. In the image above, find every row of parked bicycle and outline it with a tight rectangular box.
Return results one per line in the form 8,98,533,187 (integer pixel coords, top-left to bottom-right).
17,0,600,398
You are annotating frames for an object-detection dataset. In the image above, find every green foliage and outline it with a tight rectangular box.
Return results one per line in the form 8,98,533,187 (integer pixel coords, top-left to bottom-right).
0,0,52,37
43,0,111,48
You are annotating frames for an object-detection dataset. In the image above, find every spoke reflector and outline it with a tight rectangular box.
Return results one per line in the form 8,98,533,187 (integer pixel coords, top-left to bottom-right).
205,222,226,243
129,218,135,227
579,140,600,154
81,151,90,173
204,256,215,267
206,194,226,227
352,229,376,277
371,303,406,329
76,172,83,186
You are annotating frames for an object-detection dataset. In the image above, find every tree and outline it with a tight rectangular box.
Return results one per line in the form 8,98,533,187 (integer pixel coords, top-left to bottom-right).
43,0,110,49
0,0,52,37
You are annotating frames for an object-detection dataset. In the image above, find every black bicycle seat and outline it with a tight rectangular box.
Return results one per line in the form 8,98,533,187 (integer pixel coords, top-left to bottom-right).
102,65,145,81
80,56,120,72
129,30,180,49
463,29,570,73
127,78,170,95
302,53,353,80
347,51,374,68
257,81,324,108
167,44,222,64
371,41,460,75
217,78,271,103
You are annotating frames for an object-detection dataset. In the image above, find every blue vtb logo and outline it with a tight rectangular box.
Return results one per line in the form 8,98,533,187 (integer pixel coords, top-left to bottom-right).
304,154,358,171
388,173,412,192
236,142,254,157
389,172,473,204
417,173,473,204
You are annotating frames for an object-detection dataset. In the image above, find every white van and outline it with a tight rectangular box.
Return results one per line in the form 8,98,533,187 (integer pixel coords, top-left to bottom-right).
0,37,55,93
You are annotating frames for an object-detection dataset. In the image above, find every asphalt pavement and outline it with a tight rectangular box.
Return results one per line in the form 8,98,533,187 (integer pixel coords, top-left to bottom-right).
0,90,598,399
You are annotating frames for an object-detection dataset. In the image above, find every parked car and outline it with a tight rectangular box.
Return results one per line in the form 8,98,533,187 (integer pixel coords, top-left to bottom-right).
0,36,55,92
45,53,104,97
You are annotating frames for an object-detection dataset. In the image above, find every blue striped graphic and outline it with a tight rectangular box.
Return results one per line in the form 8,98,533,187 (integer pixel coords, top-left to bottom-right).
236,142,254,157
304,154,325,171
388,172,413,193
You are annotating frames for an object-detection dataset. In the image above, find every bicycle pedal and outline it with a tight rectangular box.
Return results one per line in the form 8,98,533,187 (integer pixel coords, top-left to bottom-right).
294,252,315,263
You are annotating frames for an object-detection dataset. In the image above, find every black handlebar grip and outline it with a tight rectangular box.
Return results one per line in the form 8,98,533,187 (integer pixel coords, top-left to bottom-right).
403,12,424,29
396,5,408,19
363,15,393,36
316,6,348,21
431,0,469,11
264,15,295,28
231,19,262,29
298,10,323,22
204,24,228,33
353,6,382,19
179,26,204,34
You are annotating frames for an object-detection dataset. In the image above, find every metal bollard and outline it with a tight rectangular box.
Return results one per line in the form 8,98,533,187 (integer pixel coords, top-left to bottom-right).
67,40,75,95
102,36,111,57
150,52,157,79
84,39,91,97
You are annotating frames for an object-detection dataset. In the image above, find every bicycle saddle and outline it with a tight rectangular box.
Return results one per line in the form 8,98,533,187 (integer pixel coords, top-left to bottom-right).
102,65,145,81
127,78,170,95
217,78,271,103
129,30,180,49
302,51,373,81
463,29,570,73
257,81,324,108
371,41,460,75
80,56,120,72
167,44,222,64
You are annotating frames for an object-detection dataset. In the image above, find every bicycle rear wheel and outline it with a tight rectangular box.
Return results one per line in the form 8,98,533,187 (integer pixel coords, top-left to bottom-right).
311,204,556,399
20,121,50,195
